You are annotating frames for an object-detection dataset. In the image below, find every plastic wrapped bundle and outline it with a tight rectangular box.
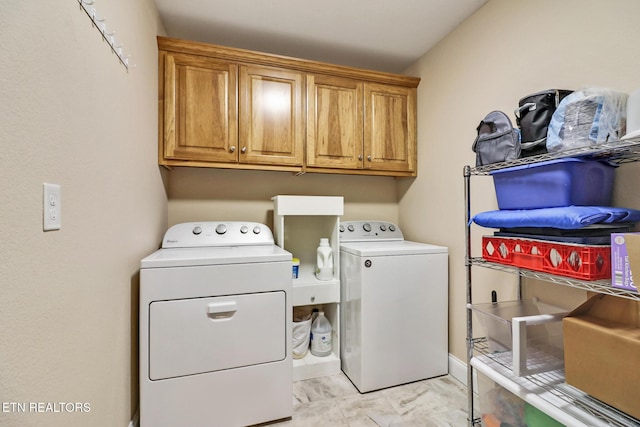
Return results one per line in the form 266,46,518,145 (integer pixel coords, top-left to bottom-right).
546,88,628,152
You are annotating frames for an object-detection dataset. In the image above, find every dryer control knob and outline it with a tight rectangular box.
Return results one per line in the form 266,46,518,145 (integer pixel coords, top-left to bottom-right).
253,226,261,234
347,224,355,232
240,225,249,234
363,223,372,232
192,226,202,235
215,224,227,235
339,225,345,232
389,224,396,232
379,224,387,231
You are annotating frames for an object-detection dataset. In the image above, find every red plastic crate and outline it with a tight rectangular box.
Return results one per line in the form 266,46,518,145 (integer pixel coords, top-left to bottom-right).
482,236,610,281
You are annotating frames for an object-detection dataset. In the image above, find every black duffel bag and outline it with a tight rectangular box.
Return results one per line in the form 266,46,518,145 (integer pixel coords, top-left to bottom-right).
515,89,572,157
472,111,520,166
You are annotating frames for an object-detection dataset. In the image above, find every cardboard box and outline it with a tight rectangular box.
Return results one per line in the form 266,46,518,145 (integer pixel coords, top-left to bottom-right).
563,294,640,419
611,232,640,292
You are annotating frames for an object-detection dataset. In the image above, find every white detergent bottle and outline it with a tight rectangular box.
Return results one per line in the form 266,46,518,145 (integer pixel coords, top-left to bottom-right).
310,311,332,357
315,238,333,281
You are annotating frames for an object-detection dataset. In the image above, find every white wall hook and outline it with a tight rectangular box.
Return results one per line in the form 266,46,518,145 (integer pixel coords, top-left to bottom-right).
77,1,131,71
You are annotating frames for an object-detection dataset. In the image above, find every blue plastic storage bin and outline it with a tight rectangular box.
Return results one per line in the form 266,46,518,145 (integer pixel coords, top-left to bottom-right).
491,158,616,210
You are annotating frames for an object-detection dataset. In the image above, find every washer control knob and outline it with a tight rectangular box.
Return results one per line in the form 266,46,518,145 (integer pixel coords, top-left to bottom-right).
347,224,355,232
215,224,227,235
363,223,372,232
379,224,387,231
240,225,249,234
339,225,345,232
253,226,261,235
192,226,202,235
389,224,396,232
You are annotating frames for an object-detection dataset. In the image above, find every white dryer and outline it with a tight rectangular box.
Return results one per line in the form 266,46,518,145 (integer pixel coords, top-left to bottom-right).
339,221,448,393
139,222,292,427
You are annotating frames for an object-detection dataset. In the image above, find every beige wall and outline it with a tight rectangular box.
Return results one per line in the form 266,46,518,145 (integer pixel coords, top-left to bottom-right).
5,3,638,423
167,168,400,227
0,1,166,426
399,0,640,363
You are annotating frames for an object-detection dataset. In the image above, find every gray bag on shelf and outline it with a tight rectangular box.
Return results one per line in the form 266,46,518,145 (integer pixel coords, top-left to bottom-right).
472,111,521,166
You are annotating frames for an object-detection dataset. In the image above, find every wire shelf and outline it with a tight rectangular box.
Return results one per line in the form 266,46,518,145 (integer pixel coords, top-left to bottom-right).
465,136,640,426
469,137,640,175
472,340,640,427
469,258,640,301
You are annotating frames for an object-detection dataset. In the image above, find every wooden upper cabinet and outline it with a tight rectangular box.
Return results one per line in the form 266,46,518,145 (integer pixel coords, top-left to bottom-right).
307,74,363,169
239,65,304,166
308,77,417,174
158,37,419,176
163,52,238,162
163,54,304,167
364,83,416,173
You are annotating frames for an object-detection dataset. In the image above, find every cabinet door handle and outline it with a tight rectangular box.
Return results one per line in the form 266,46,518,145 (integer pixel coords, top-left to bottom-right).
367,155,372,162
358,154,363,161
229,146,236,153
241,146,247,153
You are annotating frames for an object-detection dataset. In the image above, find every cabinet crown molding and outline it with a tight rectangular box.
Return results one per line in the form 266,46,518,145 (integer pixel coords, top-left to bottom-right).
157,36,420,88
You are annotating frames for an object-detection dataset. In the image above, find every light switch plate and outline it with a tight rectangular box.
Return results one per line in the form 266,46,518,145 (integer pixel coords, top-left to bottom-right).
43,183,61,231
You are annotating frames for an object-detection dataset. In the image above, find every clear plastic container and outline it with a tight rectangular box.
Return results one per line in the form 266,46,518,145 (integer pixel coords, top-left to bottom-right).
478,372,527,427
471,300,567,376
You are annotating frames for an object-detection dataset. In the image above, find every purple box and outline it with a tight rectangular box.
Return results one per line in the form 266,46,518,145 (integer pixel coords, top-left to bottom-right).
611,233,640,292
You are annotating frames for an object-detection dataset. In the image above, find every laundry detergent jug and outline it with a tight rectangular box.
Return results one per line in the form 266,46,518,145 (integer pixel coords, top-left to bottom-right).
310,311,332,357
315,238,333,281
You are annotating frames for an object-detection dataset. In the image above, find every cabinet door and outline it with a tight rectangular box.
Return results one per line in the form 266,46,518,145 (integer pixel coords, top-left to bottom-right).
239,65,304,166
306,74,363,169
163,52,238,162
364,83,416,172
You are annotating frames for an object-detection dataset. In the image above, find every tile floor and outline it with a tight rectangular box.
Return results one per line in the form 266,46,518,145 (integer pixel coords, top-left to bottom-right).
267,373,469,427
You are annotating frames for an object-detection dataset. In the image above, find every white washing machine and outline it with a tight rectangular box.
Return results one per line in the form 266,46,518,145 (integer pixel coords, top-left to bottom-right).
139,222,292,427
339,221,448,393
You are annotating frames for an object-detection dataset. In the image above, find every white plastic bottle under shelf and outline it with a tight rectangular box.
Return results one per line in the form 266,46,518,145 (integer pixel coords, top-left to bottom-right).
310,311,332,357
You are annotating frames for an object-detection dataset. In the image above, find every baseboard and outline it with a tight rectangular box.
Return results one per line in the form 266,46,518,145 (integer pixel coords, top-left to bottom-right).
448,353,478,394
448,353,467,386
128,408,139,427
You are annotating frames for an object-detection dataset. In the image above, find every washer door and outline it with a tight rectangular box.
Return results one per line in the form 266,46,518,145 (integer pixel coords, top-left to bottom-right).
149,291,285,380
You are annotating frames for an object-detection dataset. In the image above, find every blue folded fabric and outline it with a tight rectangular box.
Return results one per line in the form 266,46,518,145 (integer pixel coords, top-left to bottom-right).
472,206,640,230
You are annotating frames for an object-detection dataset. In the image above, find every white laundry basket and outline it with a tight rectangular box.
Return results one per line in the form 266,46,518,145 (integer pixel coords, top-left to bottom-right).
292,307,312,359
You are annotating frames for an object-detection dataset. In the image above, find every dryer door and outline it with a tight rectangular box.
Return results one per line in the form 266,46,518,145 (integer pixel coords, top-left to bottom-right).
149,291,286,380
